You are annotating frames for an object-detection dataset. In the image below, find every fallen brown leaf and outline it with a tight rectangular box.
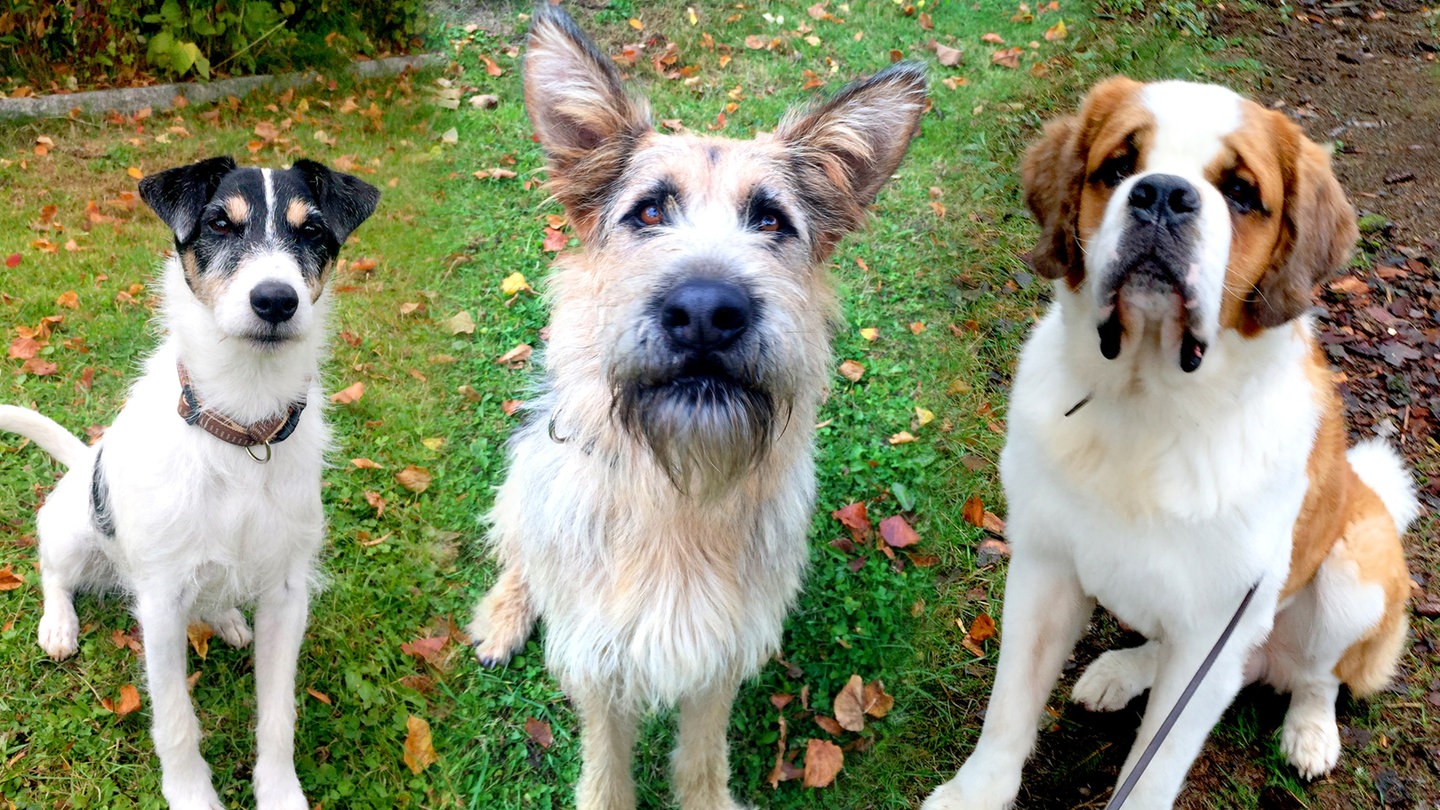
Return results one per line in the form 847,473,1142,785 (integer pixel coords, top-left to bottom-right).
833,674,866,732
524,717,554,749
102,684,142,716
403,714,438,774
395,465,433,494
803,738,844,788
878,515,919,548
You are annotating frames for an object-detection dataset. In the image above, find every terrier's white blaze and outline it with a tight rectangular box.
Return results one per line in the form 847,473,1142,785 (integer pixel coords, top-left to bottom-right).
262,168,276,239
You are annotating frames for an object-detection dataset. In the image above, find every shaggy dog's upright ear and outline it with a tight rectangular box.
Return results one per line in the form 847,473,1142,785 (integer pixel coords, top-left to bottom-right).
292,159,381,243
1245,115,1357,331
138,156,238,243
524,3,653,240
775,62,928,254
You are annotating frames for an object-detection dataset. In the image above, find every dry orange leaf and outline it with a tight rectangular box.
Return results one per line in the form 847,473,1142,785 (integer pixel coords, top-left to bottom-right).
56,290,79,309
126,166,144,180
833,674,865,732
981,32,1005,43
395,465,433,494
351,457,382,469
991,47,1023,68
969,613,997,642
803,738,844,788
935,43,963,66
403,714,438,774
0,565,24,591
103,684,142,716
961,495,985,528
888,431,916,445
813,714,845,736
862,679,894,718
306,687,332,705
838,360,864,382
495,344,533,367
330,381,364,405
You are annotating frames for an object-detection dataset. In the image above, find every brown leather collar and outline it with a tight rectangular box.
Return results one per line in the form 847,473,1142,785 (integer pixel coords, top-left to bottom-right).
176,361,307,450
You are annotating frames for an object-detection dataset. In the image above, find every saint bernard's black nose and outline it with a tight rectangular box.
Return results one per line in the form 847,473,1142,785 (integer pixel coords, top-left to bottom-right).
250,280,299,324
1128,174,1200,228
660,279,753,353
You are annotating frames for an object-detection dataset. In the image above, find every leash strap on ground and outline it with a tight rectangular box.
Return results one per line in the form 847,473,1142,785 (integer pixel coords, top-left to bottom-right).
1104,580,1261,810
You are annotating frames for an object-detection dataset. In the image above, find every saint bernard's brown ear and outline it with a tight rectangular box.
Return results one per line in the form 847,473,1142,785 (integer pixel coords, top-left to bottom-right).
1022,114,1083,284
1022,76,1140,287
1247,117,1358,330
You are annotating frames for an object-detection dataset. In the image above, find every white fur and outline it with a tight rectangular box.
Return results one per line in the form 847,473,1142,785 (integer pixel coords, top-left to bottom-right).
1347,439,1420,534
6,255,328,810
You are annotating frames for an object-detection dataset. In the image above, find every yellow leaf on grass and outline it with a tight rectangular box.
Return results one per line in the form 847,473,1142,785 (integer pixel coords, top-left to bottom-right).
500,272,531,297
859,327,879,341
421,437,445,451
403,714,438,774
915,407,935,427
1044,19,1068,41
126,166,144,180
187,622,212,659
889,431,916,445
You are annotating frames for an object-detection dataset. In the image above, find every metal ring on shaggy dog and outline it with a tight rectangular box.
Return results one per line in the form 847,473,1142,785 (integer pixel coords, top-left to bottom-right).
247,442,273,463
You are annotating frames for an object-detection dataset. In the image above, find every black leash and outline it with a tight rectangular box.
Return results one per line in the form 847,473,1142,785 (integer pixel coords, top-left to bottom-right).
1104,580,1261,809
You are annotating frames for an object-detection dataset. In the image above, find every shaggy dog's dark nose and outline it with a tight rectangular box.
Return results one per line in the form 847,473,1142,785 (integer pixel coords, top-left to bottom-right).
660,280,752,352
250,281,299,324
1128,174,1200,227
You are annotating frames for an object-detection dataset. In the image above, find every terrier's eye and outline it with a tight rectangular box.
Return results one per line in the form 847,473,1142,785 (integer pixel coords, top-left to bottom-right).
207,215,235,235
1220,175,1265,215
756,211,783,233
298,220,326,240
633,201,665,227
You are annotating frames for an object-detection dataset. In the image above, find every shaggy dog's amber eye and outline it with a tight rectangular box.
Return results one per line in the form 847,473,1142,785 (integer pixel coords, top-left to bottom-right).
757,213,780,232
207,215,235,235
638,203,664,226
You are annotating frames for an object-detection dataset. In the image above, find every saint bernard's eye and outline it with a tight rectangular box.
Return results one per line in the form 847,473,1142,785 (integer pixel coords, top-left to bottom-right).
1092,151,1136,188
1220,174,1265,216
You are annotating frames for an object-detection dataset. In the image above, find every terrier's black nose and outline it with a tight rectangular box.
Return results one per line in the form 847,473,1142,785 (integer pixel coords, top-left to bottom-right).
660,279,752,352
250,280,299,324
1128,174,1200,227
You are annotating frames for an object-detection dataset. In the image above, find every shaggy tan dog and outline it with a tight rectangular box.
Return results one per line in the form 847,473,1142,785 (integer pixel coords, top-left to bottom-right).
467,6,926,809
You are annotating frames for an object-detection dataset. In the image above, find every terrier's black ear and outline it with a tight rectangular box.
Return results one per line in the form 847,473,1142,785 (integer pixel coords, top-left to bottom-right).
292,159,381,243
138,156,238,243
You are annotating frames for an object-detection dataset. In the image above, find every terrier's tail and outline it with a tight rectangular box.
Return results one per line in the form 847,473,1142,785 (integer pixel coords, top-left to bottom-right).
1347,438,1421,536
0,405,89,469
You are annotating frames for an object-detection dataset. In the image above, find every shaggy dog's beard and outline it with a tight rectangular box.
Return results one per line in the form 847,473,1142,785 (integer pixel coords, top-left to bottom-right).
614,375,778,497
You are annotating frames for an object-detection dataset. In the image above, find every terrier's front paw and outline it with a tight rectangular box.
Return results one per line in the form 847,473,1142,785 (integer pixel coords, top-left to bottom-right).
207,608,254,649
1281,713,1341,780
255,765,308,810
38,603,80,660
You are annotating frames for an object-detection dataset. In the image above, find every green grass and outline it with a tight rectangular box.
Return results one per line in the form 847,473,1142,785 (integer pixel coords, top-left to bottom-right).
1,2,1432,809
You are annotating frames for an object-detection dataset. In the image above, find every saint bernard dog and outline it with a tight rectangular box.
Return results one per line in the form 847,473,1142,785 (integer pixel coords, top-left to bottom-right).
924,77,1419,808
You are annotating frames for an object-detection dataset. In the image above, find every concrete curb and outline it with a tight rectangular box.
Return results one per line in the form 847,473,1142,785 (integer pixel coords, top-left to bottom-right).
0,53,447,123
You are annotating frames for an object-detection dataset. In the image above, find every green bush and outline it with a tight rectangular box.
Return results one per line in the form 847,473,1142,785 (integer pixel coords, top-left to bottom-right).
0,0,429,88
